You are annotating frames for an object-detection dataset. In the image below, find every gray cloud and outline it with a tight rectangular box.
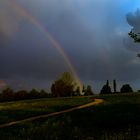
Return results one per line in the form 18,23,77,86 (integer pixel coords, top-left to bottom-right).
126,9,140,32
0,0,140,92
0,0,22,38
125,9,140,52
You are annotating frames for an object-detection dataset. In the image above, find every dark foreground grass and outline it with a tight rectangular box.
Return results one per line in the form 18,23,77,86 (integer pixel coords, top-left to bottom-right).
0,94,140,140
0,96,94,125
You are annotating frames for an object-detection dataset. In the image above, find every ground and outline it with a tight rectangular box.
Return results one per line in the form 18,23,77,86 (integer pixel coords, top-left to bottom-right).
0,93,140,140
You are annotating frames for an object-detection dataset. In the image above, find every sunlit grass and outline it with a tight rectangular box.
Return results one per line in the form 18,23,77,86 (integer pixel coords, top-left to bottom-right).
0,94,140,140
0,93,140,140
0,96,94,124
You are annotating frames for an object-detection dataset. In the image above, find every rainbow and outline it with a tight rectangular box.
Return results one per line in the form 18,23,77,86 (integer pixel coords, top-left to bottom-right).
11,0,83,91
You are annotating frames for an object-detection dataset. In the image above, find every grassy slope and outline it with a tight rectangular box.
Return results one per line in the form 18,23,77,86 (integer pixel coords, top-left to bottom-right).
1,94,140,140
0,96,94,124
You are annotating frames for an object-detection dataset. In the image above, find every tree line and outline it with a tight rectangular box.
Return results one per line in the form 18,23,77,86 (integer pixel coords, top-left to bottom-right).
0,87,51,102
100,80,133,94
0,72,135,102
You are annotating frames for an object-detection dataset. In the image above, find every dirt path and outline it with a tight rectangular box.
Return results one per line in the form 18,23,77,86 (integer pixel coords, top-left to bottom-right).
0,99,104,128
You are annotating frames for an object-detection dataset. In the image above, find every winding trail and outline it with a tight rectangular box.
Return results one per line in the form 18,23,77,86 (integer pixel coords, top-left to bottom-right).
0,99,104,128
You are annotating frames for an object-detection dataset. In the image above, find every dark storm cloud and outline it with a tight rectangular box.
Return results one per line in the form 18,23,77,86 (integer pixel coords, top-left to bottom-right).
43,0,140,84
0,0,140,92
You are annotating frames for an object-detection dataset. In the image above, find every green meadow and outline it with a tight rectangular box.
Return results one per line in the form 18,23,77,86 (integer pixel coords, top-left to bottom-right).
0,96,94,125
0,93,140,140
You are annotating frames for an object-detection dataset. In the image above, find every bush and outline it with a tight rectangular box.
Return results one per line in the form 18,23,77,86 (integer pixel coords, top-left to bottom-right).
120,84,133,93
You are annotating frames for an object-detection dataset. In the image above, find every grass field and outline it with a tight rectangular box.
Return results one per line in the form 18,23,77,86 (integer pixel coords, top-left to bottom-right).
0,96,94,125
0,93,140,140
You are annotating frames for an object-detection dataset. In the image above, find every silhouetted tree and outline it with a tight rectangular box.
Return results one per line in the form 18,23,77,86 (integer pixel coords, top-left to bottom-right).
128,30,140,57
29,89,40,98
51,72,76,97
100,80,112,94
82,85,86,94
75,86,81,96
40,89,49,97
106,80,109,87
120,84,133,93
51,84,56,96
113,79,117,93
85,85,94,96
2,87,14,101
128,30,140,42
15,90,28,100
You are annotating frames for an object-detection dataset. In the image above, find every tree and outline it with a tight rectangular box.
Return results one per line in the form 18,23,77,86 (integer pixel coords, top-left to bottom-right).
15,90,28,100
100,80,112,94
128,30,140,42
128,30,140,57
2,87,14,101
106,80,109,87
82,85,86,93
75,86,81,96
52,79,66,97
40,89,49,97
29,89,40,98
51,84,56,96
51,72,77,97
113,79,117,93
120,84,133,93
84,85,94,96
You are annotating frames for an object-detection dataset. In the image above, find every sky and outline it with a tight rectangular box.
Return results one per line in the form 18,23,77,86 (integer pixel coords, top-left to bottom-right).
0,0,140,93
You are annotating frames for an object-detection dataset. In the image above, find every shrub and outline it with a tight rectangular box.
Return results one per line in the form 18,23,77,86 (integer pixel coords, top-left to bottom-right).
120,84,133,93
